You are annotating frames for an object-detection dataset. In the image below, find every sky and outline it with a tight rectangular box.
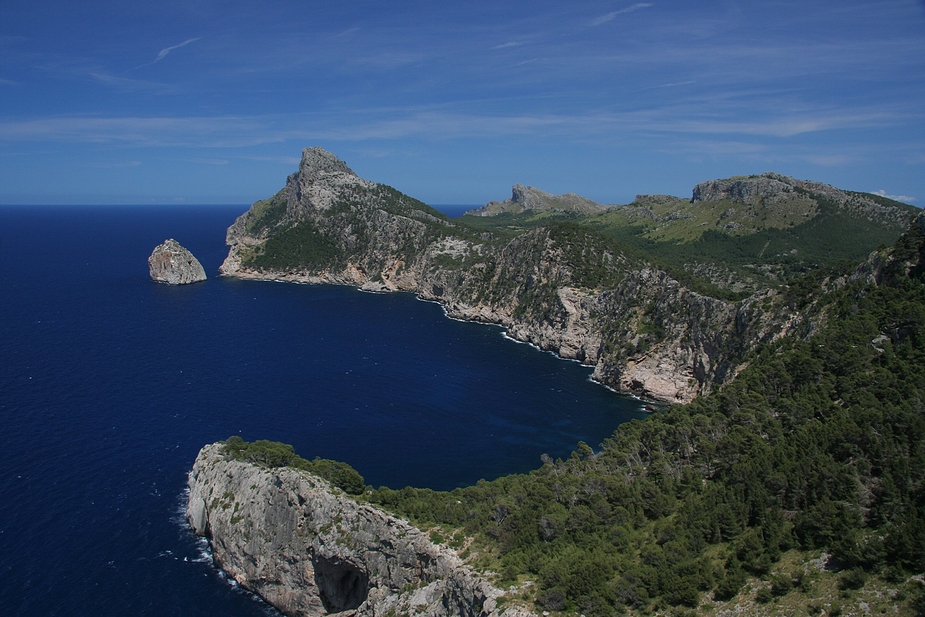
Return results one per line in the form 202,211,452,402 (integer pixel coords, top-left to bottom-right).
1,0,924,206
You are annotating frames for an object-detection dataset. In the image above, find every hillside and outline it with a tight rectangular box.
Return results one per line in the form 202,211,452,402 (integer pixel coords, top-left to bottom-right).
203,220,925,615
461,172,918,296
207,148,925,615
219,148,917,404
363,218,925,615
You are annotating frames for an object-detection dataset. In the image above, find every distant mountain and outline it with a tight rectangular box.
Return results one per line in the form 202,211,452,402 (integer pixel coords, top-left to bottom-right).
219,148,918,404
465,184,610,217
462,172,918,295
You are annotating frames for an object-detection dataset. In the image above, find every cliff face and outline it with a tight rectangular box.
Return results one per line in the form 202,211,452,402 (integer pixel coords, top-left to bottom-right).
218,148,812,403
148,239,207,285
187,443,533,617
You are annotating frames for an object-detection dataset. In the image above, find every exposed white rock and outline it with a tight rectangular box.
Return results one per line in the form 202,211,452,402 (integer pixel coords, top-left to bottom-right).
148,239,206,285
187,443,535,617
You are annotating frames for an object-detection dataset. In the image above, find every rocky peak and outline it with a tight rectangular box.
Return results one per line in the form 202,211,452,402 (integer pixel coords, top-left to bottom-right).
148,239,206,285
691,172,917,229
467,184,605,216
297,147,356,184
286,147,374,215
511,184,545,208
691,172,798,205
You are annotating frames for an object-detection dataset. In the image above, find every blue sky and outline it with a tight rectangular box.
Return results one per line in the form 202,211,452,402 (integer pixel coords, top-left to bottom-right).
1,1,923,206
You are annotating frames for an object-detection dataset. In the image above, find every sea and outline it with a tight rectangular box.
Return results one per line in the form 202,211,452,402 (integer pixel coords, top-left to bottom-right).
0,204,647,616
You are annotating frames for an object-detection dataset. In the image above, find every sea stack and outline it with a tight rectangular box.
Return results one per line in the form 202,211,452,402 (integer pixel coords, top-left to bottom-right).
148,239,207,285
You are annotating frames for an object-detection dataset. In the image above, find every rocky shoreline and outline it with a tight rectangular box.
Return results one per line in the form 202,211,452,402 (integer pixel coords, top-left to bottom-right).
186,443,536,617
212,148,906,404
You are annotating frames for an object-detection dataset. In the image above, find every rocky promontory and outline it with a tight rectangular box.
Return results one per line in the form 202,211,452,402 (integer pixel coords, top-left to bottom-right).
187,442,534,617
148,239,207,285
216,148,917,403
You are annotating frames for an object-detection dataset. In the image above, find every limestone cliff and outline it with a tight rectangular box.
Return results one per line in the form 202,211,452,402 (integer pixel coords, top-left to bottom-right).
217,149,832,403
186,443,534,617
148,239,207,285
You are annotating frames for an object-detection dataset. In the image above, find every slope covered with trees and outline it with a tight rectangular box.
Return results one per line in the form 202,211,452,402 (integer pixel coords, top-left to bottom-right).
216,218,925,615
363,220,925,615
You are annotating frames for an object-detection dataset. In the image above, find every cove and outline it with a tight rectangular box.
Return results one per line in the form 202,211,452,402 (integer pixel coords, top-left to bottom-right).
0,204,646,615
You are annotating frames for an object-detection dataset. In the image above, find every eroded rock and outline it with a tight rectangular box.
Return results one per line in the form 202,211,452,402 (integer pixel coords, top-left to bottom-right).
148,239,207,285
186,443,534,617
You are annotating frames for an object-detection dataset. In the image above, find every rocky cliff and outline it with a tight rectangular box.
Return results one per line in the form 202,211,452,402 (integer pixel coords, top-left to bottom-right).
148,239,207,284
218,148,885,403
187,443,533,617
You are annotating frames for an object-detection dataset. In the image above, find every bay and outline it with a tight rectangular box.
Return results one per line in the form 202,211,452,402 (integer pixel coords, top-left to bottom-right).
0,205,646,616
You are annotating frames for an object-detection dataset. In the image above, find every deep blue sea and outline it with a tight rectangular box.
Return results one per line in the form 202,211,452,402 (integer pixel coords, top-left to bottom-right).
0,205,646,616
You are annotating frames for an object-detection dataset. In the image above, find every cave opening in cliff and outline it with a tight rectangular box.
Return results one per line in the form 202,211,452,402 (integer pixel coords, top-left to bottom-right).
312,554,369,613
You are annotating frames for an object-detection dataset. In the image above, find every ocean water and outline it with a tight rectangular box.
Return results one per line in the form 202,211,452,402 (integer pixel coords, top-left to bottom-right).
0,205,646,616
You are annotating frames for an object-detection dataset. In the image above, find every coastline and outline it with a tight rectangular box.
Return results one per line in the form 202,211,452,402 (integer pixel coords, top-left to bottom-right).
219,266,666,408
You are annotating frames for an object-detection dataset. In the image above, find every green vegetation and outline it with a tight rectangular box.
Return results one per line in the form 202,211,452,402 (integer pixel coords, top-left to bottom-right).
246,219,341,270
358,222,925,615
457,184,916,297
241,182,476,273
224,218,925,614
223,214,925,617
223,169,925,614
221,436,366,495
244,191,289,235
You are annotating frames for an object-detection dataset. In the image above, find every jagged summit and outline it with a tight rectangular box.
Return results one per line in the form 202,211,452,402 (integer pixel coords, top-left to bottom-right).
296,147,356,184
466,184,608,216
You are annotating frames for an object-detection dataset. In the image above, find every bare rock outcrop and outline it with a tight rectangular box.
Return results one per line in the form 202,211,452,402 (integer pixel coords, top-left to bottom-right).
187,443,534,617
148,239,206,285
466,184,607,217
691,172,915,229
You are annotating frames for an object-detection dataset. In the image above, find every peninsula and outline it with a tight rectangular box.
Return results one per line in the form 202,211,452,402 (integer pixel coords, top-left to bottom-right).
218,147,916,403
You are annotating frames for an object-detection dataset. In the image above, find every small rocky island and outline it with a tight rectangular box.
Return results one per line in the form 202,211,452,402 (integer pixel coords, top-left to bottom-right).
148,239,207,285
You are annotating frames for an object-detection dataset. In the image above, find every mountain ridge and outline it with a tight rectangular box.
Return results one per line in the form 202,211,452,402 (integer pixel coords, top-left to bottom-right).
218,147,917,403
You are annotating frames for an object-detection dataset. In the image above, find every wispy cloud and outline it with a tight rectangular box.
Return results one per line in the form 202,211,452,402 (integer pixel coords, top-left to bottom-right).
0,103,913,153
635,80,697,91
589,3,654,27
236,154,303,165
133,38,201,70
801,154,857,167
491,42,522,50
0,77,16,86
82,160,142,168
88,70,177,93
872,189,916,202
175,157,229,165
0,115,276,148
